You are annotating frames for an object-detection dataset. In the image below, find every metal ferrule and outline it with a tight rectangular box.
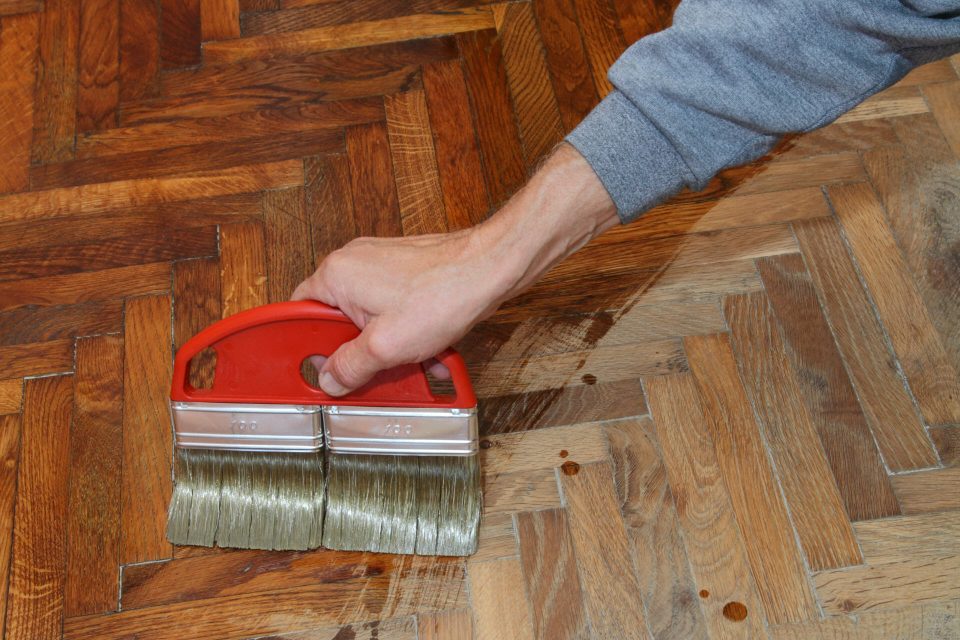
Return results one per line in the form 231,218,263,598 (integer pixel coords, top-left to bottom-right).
323,405,479,456
171,402,324,452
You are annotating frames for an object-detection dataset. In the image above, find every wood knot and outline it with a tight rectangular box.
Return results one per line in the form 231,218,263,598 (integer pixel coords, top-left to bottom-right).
722,602,748,621
560,460,580,476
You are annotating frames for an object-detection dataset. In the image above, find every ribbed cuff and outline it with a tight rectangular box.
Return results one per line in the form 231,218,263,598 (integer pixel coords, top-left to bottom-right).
566,90,691,224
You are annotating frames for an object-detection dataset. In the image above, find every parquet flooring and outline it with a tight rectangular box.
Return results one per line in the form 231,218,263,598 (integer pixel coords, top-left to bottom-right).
0,1,958,638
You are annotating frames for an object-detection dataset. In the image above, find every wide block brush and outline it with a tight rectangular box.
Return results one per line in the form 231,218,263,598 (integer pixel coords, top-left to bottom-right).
166,300,481,555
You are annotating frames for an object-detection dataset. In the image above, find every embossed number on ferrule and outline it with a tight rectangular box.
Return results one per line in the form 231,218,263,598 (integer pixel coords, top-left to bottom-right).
231,417,258,433
383,422,413,437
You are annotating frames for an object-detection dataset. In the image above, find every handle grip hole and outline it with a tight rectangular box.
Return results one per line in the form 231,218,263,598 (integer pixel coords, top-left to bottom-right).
188,347,217,390
300,354,328,389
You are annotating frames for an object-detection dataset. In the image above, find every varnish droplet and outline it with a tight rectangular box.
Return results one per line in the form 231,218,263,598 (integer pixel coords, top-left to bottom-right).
559,449,569,458
581,373,597,385
479,439,493,450
699,589,709,598
722,602,748,622
561,460,580,476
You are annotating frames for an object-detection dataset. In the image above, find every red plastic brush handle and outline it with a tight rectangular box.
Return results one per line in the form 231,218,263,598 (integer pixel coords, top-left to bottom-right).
170,301,476,408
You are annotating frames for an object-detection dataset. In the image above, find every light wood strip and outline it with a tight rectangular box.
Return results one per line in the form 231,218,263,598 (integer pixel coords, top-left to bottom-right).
120,295,173,564
480,422,609,477
646,373,768,637
828,182,960,426
0,12,39,193
930,425,959,466
0,379,22,414
0,339,74,378
263,188,313,303
794,216,938,470
891,466,960,515
493,1,564,169
686,333,819,623
772,599,960,640
384,89,448,235
418,609,473,640
725,292,861,571
220,221,268,317
923,80,960,158
471,512,517,565
205,7,495,63
5,375,73,640
267,617,418,640
834,85,928,124
483,468,561,515
815,554,960,615
469,557,536,640
200,0,239,40
65,335,123,616
854,511,960,564
895,58,957,86
0,414,21,631
604,417,708,639
560,462,649,638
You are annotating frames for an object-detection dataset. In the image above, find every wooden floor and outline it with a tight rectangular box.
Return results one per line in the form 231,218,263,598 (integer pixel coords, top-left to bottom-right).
1,0,959,638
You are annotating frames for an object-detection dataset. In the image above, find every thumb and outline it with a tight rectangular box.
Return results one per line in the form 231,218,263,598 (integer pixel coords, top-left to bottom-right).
319,329,394,397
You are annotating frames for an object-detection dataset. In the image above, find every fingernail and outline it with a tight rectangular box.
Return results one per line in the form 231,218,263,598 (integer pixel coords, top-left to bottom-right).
320,372,349,397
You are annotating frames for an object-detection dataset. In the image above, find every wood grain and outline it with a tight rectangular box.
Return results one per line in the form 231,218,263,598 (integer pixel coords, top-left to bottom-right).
479,422,609,478
890,466,960,515
572,0,626,97
0,12,39,193
923,80,960,158
612,0,675,44
263,187,313,302
645,373,768,638
32,0,79,164
77,0,119,131
772,600,960,640
493,1,564,169
422,59,490,230
0,300,122,347
0,339,74,378
173,257,221,388
66,335,123,616
118,0,160,101
604,417,708,639
418,609,473,640
757,253,899,520
685,333,818,624
160,0,201,68
346,122,403,237
200,0,239,41
0,414,21,632
834,85,929,124
0,0,41,16
516,508,589,639
829,182,960,426
930,425,959,466
0,379,22,414
854,511,960,565
725,292,861,571
384,89,448,235
794,216,938,471
304,153,357,261
469,557,536,640
5,375,73,640
120,295,173,564
220,221,268,317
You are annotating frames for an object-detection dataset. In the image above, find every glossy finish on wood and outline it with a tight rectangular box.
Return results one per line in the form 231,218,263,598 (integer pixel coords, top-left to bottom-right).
0,3,957,637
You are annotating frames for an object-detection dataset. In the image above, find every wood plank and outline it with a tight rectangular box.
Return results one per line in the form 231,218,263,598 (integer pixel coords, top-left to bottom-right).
471,512,517,564
930,425,959,466
304,153,357,261
724,292,861,571
0,160,302,223
220,221,268,317
815,554,960,615
0,225,217,282
32,0,79,164
685,333,819,624
422,59,490,230
483,468,560,515
120,295,173,564
895,58,957,86
0,12,39,193
5,375,73,640
173,257,221,388
480,422,609,478
0,300,122,347
200,0,239,40
612,0,675,44
0,0,41,15
923,80,960,158
457,28,526,206
0,340,74,378
646,373,769,638
794,216,938,471
0,379,22,414
264,187,313,302
418,609,473,640
266,617,418,640
559,462,649,638
854,511,960,565
0,414,20,632
891,466,960,515
0,262,171,313
207,7,494,63
757,253,899,520
345,122,403,237
828,182,960,427
384,89,448,235
572,0,626,97
469,557,536,640
118,0,160,101
66,335,123,616
493,1,565,169
160,0,201,68
516,508,589,640
77,0,119,131
534,0,599,132
771,600,960,640
834,85,928,124
604,417,708,639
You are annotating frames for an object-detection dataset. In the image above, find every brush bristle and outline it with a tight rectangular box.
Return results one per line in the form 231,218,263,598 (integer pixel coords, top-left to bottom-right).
166,449,325,551
323,454,481,556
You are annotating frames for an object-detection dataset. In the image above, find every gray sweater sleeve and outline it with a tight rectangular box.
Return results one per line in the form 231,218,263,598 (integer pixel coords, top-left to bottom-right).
566,0,960,223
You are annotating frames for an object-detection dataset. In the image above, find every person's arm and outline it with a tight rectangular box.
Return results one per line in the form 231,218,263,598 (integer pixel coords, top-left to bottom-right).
295,0,960,397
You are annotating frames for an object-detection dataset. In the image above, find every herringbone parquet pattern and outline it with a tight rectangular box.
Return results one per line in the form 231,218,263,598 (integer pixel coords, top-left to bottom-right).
0,0,959,638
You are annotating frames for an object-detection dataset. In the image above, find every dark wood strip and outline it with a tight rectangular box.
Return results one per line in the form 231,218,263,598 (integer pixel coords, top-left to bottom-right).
0,12,39,193
0,0,41,15
611,0,676,44
0,413,21,631
264,187,314,302
457,29,526,207
5,375,73,640
118,0,160,101
304,153,357,262
160,0,201,69
0,340,74,378
77,0,120,131
65,335,123,616
200,0,240,40
572,0,626,98
32,0,79,164
173,257,221,388
220,221,268,317
346,122,403,237
0,300,122,347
